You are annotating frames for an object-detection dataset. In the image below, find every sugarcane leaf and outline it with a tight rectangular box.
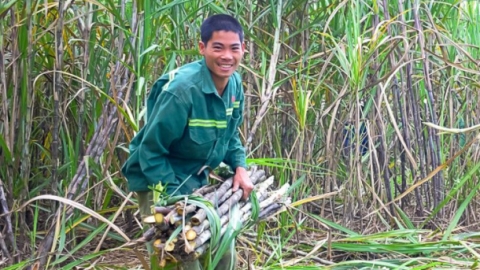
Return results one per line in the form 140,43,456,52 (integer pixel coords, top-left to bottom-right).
242,190,260,229
151,182,166,206
184,197,221,247
211,204,242,270
287,174,306,194
443,180,480,241
0,0,16,17
168,226,182,243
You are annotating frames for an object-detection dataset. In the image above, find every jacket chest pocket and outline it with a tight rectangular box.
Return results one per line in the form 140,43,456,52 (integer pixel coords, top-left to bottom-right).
184,127,217,160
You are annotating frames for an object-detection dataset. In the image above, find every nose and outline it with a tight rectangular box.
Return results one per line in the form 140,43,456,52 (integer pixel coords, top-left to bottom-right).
221,49,233,60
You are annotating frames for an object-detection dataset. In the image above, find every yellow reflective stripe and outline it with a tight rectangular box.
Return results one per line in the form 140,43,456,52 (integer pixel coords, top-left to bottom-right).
189,119,227,128
233,101,240,108
226,108,233,116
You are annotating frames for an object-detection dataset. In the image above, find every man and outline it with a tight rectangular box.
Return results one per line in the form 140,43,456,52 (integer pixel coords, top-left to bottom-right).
122,14,253,269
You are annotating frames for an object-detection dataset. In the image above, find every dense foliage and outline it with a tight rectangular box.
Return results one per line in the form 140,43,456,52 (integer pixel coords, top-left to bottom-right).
1,0,479,269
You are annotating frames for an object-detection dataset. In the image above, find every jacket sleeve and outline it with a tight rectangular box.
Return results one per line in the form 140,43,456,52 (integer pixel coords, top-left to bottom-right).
223,79,247,170
134,85,189,192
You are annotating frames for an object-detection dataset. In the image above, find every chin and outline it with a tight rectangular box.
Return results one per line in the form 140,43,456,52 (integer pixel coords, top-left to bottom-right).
215,70,234,78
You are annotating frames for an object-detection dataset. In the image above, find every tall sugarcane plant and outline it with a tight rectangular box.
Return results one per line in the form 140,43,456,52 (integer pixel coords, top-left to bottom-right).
1,0,480,269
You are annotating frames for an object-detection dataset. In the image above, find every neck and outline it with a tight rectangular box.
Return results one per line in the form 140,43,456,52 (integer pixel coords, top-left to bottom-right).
213,77,228,96
216,86,226,96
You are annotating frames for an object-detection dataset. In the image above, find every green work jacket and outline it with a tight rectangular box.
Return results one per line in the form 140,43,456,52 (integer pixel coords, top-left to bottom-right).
122,59,247,195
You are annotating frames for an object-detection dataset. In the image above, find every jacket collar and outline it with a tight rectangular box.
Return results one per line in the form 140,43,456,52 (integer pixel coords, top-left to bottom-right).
200,59,216,95
200,58,232,96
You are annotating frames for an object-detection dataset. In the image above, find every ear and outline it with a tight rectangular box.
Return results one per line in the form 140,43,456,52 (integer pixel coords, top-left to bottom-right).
199,41,206,55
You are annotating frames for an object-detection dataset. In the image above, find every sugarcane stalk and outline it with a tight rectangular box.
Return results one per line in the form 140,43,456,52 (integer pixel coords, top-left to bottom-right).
143,227,156,242
193,183,220,196
167,212,192,225
164,240,176,252
153,206,174,215
191,170,266,225
187,192,272,248
189,219,209,236
239,176,273,213
143,212,165,224
191,189,240,226
181,169,265,217
179,170,259,217
126,174,284,254
193,220,230,249
258,183,290,209
243,197,291,222
187,184,270,238
259,204,288,221
258,203,282,218
206,169,262,203
194,243,207,259
205,177,234,202
145,169,295,263
217,189,233,206
177,204,196,215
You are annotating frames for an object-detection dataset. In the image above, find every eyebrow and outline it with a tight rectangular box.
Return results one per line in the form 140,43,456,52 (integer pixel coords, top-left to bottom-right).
211,42,241,47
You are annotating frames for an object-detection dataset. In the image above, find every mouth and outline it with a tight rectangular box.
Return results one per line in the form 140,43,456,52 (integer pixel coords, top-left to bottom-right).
218,63,234,71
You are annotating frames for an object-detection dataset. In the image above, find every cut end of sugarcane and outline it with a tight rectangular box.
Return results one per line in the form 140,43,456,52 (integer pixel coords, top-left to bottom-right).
153,239,163,252
190,217,200,226
154,213,164,223
165,254,178,263
143,215,156,224
159,259,167,268
143,213,164,224
186,230,197,241
165,241,175,252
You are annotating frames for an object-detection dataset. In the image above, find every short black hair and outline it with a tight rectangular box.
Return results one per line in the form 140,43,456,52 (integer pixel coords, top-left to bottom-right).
200,14,244,45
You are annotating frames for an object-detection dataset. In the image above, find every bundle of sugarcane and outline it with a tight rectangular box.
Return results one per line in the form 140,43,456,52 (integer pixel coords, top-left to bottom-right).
139,167,291,267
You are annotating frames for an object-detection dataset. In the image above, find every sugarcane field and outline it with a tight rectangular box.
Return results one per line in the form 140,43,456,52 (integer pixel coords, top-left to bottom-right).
2,1,480,270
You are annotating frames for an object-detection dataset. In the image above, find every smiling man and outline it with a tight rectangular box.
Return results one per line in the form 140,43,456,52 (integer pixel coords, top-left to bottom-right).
122,14,252,269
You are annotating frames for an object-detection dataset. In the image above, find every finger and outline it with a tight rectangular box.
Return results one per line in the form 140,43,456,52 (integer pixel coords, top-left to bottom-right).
242,188,251,200
232,180,239,192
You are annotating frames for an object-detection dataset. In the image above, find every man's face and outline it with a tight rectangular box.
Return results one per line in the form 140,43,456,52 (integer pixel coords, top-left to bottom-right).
199,30,245,86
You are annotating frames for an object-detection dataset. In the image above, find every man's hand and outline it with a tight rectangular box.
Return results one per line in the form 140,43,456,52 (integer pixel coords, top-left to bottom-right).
232,167,254,200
